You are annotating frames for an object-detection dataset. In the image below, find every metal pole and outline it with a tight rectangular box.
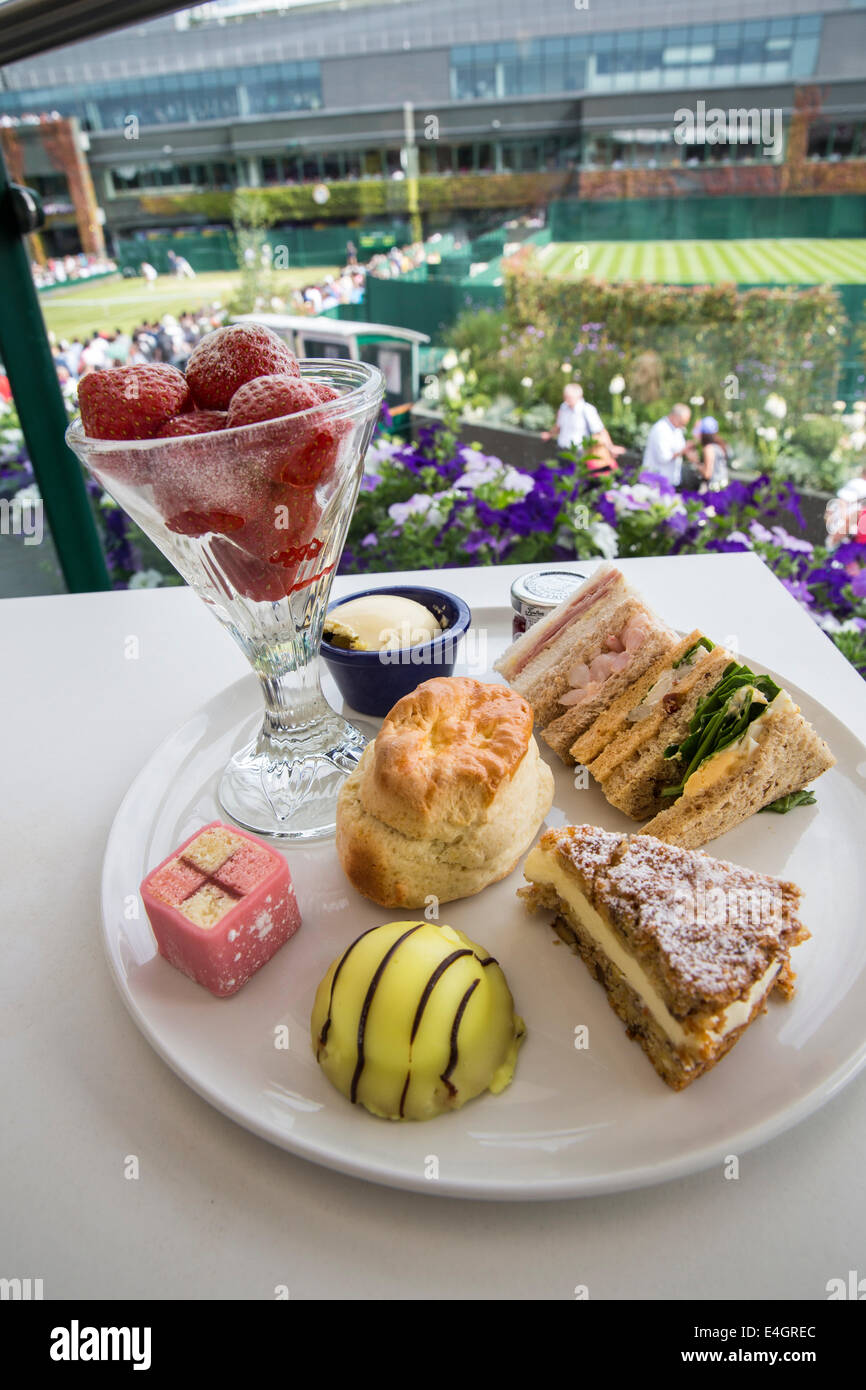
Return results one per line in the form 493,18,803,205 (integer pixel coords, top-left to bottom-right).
0,150,110,592
403,101,423,245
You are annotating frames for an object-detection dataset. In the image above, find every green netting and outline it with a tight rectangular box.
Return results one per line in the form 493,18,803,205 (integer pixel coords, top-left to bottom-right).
114,223,411,274
356,275,503,340
549,195,866,243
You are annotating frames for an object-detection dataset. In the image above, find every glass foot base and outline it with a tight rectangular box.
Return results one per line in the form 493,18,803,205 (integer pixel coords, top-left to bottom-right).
218,712,374,840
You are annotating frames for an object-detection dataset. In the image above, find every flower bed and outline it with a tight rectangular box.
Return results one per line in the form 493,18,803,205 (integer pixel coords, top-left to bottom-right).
4,395,863,678
342,421,866,678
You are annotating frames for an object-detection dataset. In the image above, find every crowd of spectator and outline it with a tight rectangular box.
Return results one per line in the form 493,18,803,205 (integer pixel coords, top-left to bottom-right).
286,239,427,315
49,304,227,402
31,253,117,291
40,235,432,403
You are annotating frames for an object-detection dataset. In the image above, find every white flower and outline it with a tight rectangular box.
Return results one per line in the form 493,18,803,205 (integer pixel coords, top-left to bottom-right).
364,438,402,472
847,410,866,432
759,426,778,442
128,568,164,589
560,362,573,374
588,520,619,558
833,400,847,412
459,349,471,364
388,493,431,525
689,395,704,406
520,376,533,389
849,429,866,452
609,375,626,395
460,447,498,471
815,612,842,634
623,395,631,405
450,369,466,389
441,350,458,370
388,491,452,528
500,467,535,496
443,379,462,405
827,325,837,336
765,392,787,420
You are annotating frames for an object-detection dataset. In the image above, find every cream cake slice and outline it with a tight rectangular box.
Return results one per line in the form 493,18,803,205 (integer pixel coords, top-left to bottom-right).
520,825,808,1090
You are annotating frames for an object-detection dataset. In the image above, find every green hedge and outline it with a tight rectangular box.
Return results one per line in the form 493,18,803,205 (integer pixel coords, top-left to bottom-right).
140,172,566,224
505,271,848,415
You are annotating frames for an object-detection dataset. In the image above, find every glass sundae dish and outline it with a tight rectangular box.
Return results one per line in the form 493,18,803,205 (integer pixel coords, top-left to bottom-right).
67,357,384,840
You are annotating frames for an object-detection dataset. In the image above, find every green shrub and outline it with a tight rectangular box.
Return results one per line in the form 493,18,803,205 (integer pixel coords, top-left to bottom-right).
785,415,846,461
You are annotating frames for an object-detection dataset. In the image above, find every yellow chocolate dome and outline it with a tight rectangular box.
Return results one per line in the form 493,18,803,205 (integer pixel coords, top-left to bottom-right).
311,920,525,1121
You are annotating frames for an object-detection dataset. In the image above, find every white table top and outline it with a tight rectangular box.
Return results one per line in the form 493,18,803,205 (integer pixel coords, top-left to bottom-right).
3,553,865,1299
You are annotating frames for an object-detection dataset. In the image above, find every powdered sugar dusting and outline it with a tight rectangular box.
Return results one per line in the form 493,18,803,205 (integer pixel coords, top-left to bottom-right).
542,825,806,1014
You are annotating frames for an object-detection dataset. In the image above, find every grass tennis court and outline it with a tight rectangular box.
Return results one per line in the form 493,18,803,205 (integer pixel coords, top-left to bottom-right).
536,238,866,285
39,266,338,341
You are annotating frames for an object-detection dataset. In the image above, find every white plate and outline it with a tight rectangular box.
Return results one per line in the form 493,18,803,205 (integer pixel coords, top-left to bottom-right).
101,607,866,1199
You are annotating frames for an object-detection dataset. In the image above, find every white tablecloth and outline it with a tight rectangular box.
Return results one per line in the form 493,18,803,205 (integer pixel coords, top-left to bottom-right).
3,553,865,1299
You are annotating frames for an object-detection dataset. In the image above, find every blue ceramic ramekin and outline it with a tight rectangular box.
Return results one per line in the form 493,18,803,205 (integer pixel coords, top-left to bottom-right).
321,584,472,717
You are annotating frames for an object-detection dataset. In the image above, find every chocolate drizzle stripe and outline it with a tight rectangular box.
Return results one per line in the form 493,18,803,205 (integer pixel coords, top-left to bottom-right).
410,950,474,1044
350,924,425,1105
440,977,481,1098
316,922,388,1058
398,948,474,1119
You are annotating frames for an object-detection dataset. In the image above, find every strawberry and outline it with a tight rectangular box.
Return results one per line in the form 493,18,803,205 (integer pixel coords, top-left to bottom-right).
186,324,299,410
226,373,318,427
78,365,191,440
226,374,346,488
159,410,228,437
151,430,272,539
310,382,340,403
165,509,246,539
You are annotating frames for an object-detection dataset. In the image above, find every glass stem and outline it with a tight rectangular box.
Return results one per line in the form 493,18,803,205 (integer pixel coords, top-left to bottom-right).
253,631,332,745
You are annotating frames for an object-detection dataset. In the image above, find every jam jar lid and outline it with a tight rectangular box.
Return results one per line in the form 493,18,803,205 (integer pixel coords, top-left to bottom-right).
510,569,587,612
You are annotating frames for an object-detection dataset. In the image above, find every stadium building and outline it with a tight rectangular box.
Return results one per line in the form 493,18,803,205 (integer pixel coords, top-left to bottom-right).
1,0,865,257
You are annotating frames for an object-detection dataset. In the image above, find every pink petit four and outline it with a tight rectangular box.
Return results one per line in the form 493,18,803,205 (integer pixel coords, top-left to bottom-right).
140,822,301,996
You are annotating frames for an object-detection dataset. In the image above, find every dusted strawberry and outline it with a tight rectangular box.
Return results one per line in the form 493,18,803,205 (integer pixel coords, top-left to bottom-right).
78,364,191,440
265,485,319,554
226,374,346,488
226,373,319,427
165,508,246,539
310,382,340,403
151,430,273,540
186,324,300,410
159,410,228,437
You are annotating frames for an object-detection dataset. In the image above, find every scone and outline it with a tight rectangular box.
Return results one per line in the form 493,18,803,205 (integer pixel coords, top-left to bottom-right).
336,676,555,907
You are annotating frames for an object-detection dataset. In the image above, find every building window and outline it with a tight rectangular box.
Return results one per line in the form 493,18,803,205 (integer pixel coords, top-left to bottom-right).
449,16,823,99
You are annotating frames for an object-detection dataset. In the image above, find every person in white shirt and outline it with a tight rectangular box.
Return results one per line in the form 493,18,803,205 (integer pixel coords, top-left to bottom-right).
642,404,694,485
825,470,866,548
543,383,622,471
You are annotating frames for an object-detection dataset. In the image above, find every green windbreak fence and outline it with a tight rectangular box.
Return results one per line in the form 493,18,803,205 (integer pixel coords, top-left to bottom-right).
550,194,866,242
331,269,503,341
114,223,411,274
739,281,866,400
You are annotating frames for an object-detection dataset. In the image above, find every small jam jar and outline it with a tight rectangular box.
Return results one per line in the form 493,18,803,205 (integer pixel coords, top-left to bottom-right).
510,569,587,637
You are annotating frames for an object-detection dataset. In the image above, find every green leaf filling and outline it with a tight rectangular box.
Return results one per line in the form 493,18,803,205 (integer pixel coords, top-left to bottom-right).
672,636,715,669
660,662,782,800
760,789,817,814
